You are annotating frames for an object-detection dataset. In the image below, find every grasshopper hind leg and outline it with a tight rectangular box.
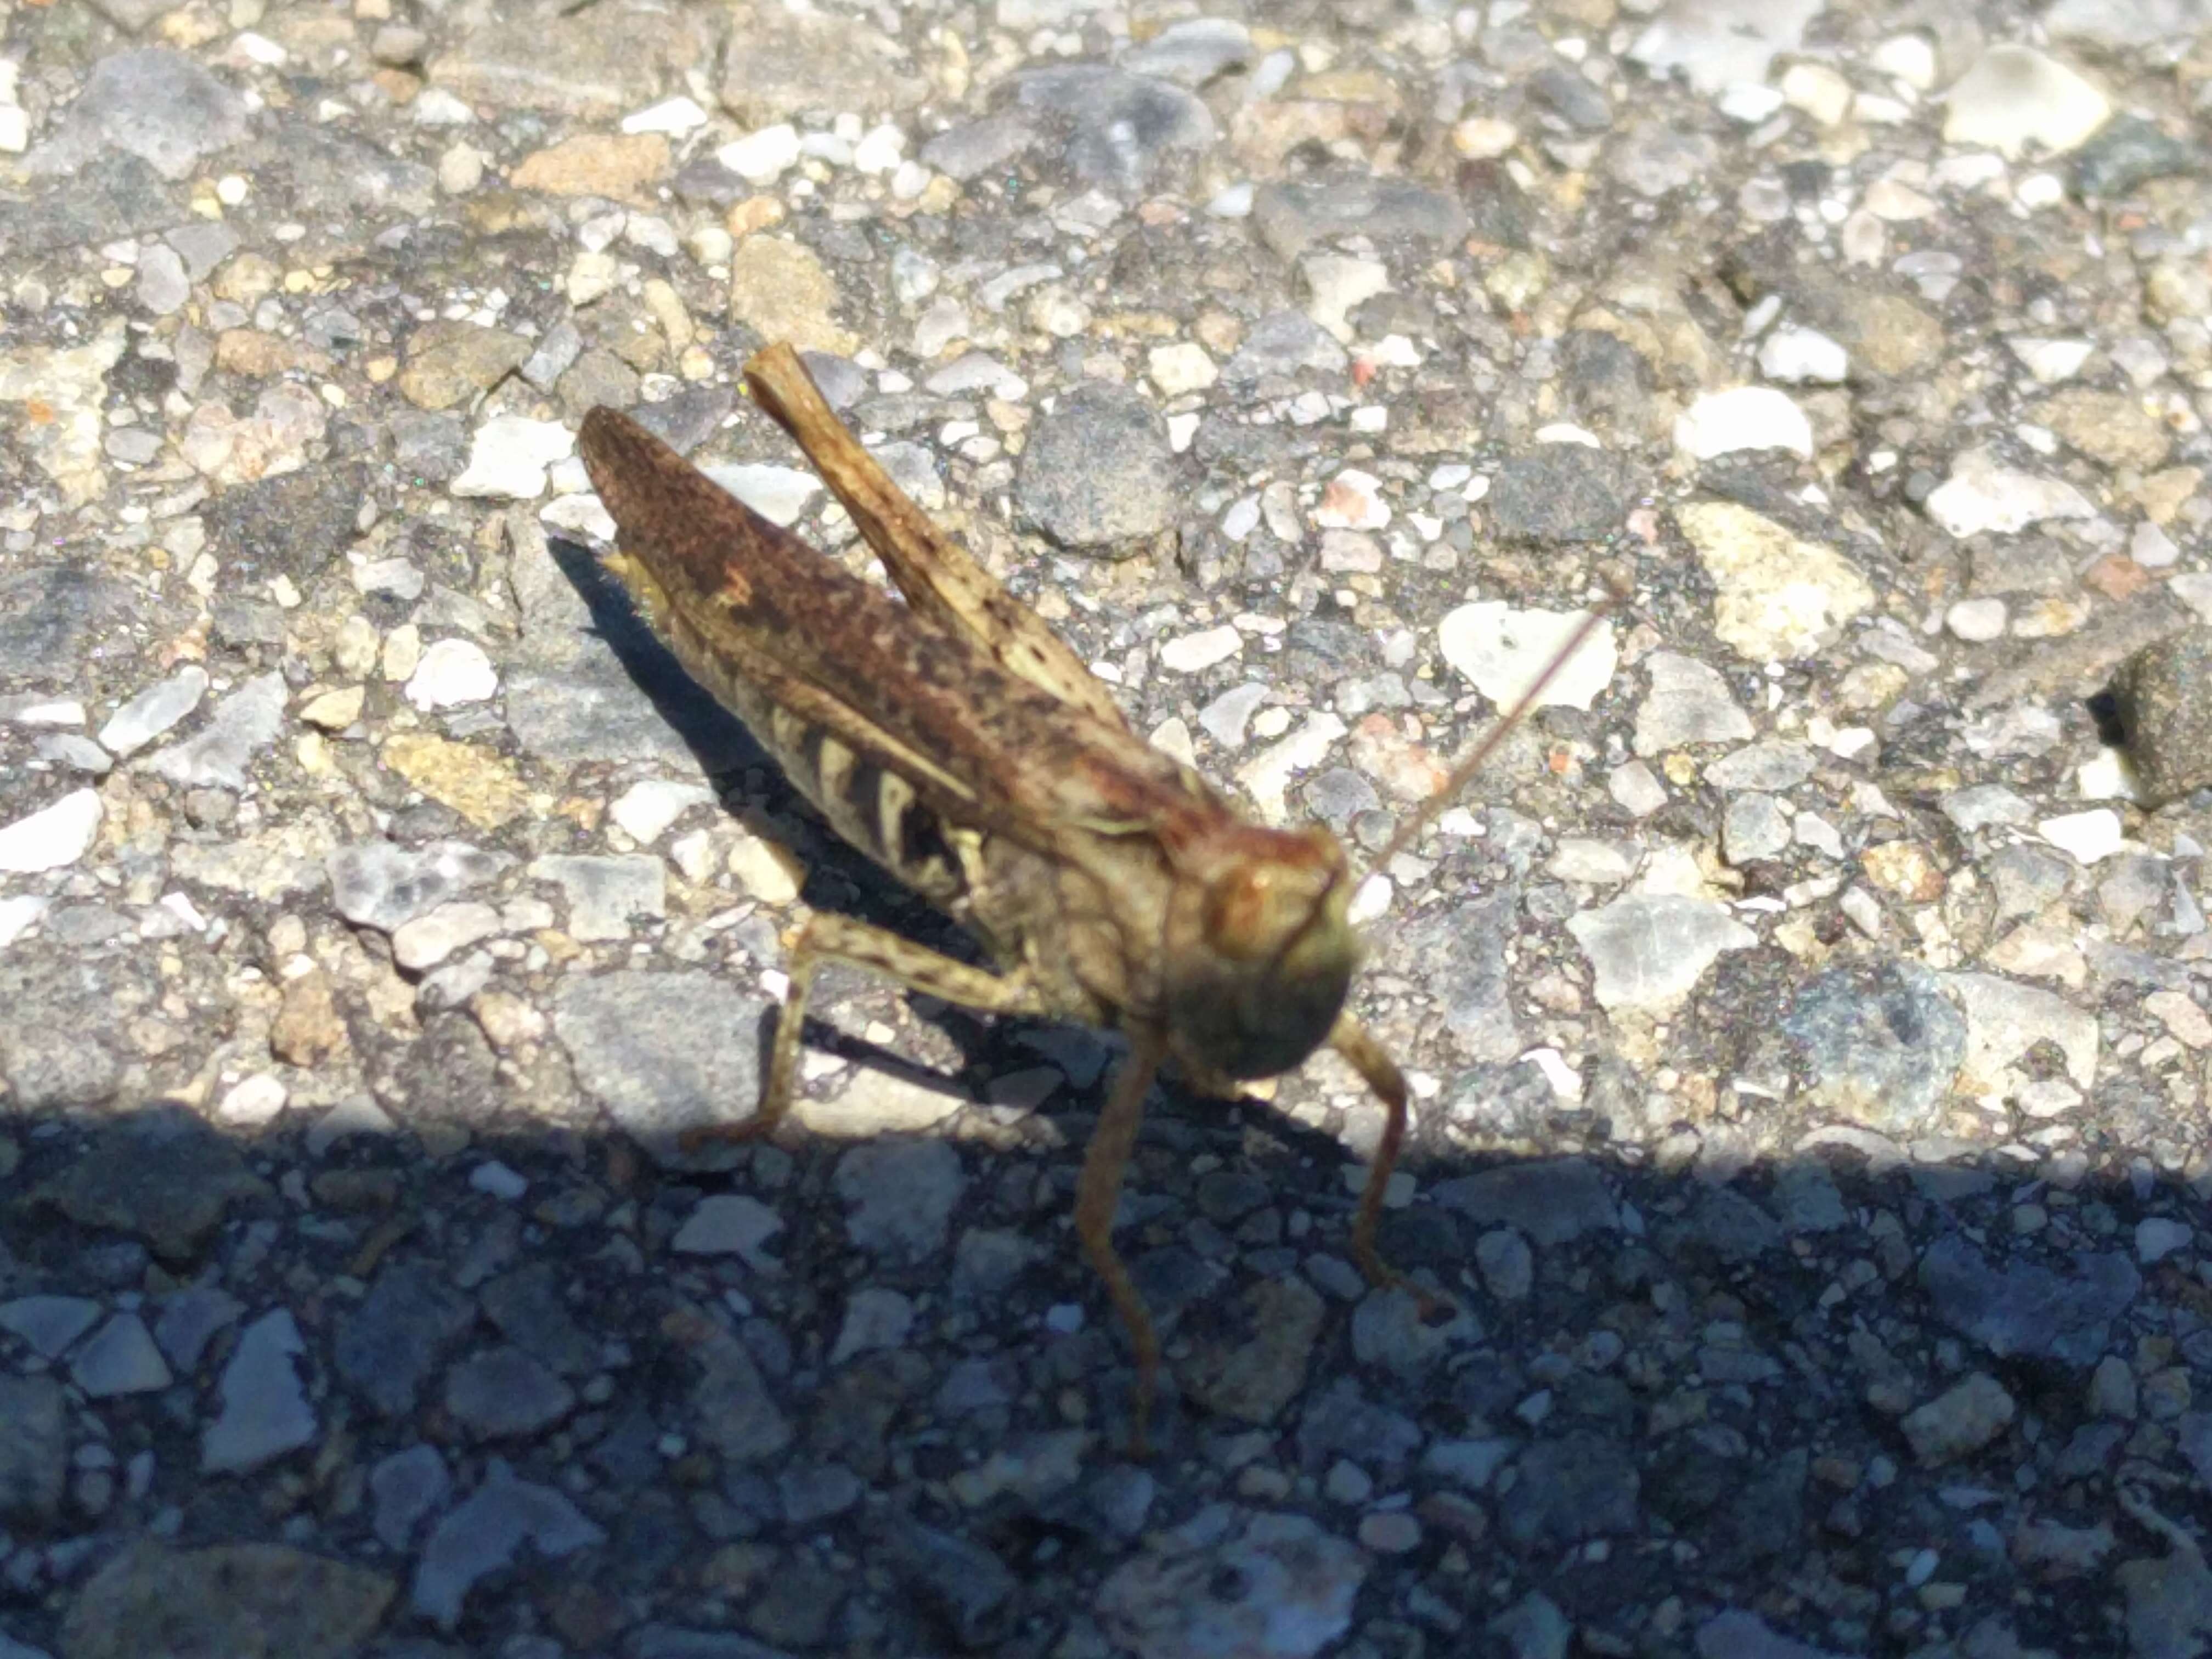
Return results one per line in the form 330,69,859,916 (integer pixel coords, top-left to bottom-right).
679,910,1045,1153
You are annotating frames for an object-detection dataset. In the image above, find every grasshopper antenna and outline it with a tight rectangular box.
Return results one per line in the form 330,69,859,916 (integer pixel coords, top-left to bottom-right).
1361,577,1629,882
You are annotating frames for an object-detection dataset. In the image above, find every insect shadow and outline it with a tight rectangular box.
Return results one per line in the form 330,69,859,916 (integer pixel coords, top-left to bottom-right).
544,528,1068,1104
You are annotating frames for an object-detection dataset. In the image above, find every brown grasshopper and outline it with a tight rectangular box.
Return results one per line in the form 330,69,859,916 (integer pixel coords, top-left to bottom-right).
579,343,1612,1455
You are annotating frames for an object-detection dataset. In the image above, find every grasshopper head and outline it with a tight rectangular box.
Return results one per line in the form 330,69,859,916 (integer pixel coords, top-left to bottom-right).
1161,823,1359,1080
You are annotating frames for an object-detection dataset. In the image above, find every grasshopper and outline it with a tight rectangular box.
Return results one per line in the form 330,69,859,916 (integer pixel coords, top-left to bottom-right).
579,343,1612,1455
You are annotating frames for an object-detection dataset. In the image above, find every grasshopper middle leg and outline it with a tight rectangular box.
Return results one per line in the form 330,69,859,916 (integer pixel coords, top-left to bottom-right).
681,910,1043,1152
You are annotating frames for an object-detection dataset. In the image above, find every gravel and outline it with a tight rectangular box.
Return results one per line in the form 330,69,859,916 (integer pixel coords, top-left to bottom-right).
4,4,2212,1656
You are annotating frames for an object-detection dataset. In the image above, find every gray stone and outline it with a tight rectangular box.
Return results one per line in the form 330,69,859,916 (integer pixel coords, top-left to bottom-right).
1181,1277,1327,1427
1220,310,1348,386
1015,382,1178,552
1773,1166,1849,1234
326,838,509,934
672,1194,786,1271
202,1310,317,1474
1779,958,1972,1137
1475,1228,1534,1300
0,948,140,1109
836,1139,966,1261
1610,119,1721,197
530,853,666,941
88,0,190,29
1901,1372,2017,1465
2117,629,2212,806
1567,894,1756,1012
0,153,187,262
1722,792,1791,864
1486,448,1635,544
1627,0,1821,94
202,464,369,586
1492,1591,1572,1659
1012,66,1214,196
0,566,139,682
1251,175,1469,262
430,0,709,119
779,1463,865,1527
26,48,247,182
553,970,770,1167
1920,1235,2140,1369
716,2,922,125
1434,1159,1618,1246
1296,1378,1422,1470
1680,1188,1782,1263
370,1443,452,1551
1425,1437,1517,1491
687,1311,792,1466
148,672,286,791
1400,895,1519,1061
57,1541,393,1659
445,1345,575,1439
1695,1610,1852,1659
1499,1435,1640,1547
1097,1510,1364,1659
1350,1285,1476,1376
335,1262,476,1417
70,1313,173,1398
0,1295,102,1359
410,1460,605,1629
876,1513,1019,1650
480,1263,599,1377
1705,740,1818,793
1123,18,1252,87
25,1106,270,1261
919,112,1040,181
504,653,751,771
2074,115,2199,200
2119,1508,2212,1659
0,1375,67,1527
245,119,436,222
1634,652,1754,754
97,666,206,757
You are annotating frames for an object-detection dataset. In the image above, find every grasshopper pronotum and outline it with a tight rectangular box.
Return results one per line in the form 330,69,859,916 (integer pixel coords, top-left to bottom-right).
580,344,1612,1455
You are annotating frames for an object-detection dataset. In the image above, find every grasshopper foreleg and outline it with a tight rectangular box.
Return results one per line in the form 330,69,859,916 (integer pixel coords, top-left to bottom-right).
1074,1031,1167,1460
1330,1013,1451,1322
680,911,1042,1152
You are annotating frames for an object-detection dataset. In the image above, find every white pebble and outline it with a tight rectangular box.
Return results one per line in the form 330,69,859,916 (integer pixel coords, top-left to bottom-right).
852,124,906,175
1758,325,1848,385
217,1074,288,1126
452,416,574,500
2039,808,2124,865
1944,597,2007,642
0,788,102,874
1159,625,1243,674
1674,387,1814,459
405,638,499,710
719,123,800,183
622,96,706,136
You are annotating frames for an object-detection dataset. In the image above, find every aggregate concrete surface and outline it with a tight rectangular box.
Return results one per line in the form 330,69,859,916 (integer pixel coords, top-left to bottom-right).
4,1,2212,1656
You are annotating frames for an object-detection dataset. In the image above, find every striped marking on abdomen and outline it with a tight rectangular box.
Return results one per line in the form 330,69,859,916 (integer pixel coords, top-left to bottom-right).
765,705,965,902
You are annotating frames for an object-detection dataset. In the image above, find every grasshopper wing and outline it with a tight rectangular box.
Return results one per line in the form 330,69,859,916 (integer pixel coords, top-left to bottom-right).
742,343,1131,733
